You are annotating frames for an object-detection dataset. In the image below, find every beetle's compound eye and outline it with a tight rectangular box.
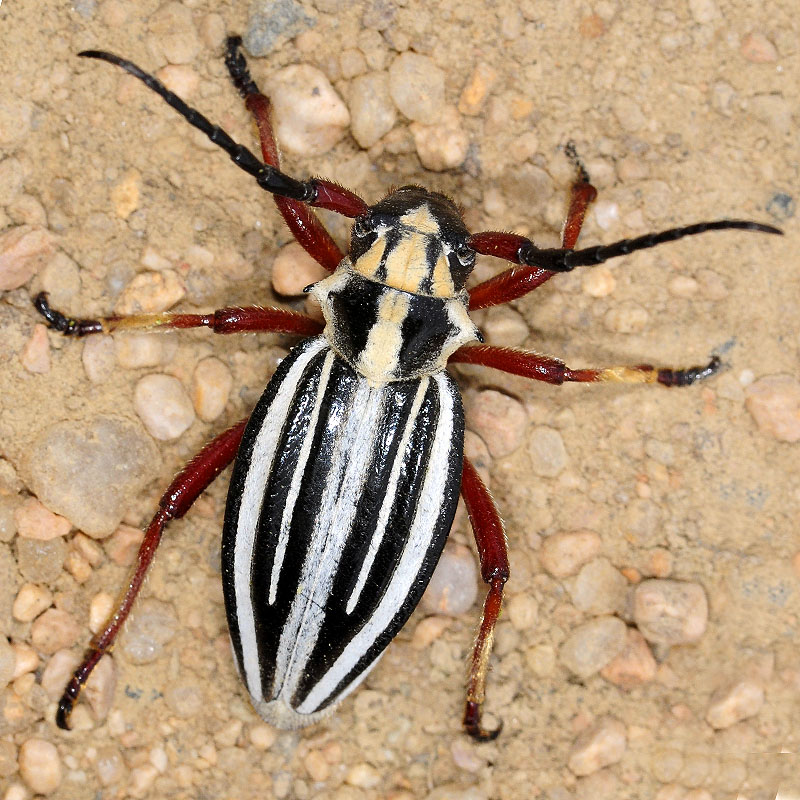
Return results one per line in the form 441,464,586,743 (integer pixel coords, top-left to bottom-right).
455,241,475,266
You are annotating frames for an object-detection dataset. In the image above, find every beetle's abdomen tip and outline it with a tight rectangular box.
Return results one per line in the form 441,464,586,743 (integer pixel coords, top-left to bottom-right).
254,697,337,730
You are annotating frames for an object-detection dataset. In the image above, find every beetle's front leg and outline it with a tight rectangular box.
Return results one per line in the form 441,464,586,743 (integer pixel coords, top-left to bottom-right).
57,418,248,729
460,455,509,741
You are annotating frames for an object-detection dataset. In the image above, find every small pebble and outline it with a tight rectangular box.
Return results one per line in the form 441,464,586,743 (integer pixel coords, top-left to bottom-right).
705,680,764,729
14,498,71,540
243,0,316,57
192,357,233,422
340,48,367,79
467,389,527,458
148,2,201,64
345,763,381,789
612,95,645,133
740,31,778,63
64,549,92,583
115,332,172,369
744,374,800,443
128,764,158,798
20,323,50,374
582,267,615,297
688,0,719,23
348,72,397,148
82,334,116,383
41,650,82,699
95,746,126,786
304,750,330,782
0,639,14,689
16,538,67,584
482,307,529,347
11,643,39,680
155,64,198,98
120,598,178,664
109,169,140,219
264,65,349,156
388,52,445,125
633,579,708,645
89,591,114,634
272,241,330,295
528,425,568,477
604,302,649,334
104,524,144,566
410,108,469,172
559,616,628,678
539,530,602,578
458,63,496,116
114,270,186,315
85,655,117,722
31,608,81,654
249,724,277,750
568,717,627,776
18,738,62,795
667,275,699,297
134,373,195,440
0,225,57,290
600,627,657,689
569,558,628,616
410,615,451,649
12,583,53,622
420,543,478,616
507,593,538,631
164,683,204,718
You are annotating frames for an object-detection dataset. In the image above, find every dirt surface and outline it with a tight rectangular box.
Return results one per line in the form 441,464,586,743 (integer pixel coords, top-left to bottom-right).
1,0,798,798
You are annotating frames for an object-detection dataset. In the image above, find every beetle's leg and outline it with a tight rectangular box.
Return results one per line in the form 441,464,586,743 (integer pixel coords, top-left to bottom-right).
57,418,248,729
224,36,344,273
34,293,324,338
450,345,721,388
468,151,597,310
79,50,369,219
460,455,509,741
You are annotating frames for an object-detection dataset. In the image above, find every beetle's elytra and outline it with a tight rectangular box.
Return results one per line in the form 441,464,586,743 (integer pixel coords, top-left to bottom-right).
36,36,781,740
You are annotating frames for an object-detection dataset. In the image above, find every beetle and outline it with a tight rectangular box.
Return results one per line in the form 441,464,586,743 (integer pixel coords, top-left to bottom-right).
36,37,781,739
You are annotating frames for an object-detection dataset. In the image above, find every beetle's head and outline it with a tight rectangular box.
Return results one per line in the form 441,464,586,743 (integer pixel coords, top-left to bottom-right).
348,186,475,298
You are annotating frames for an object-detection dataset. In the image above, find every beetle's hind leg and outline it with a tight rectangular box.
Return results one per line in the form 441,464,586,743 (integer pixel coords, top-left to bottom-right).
224,36,345,273
56,418,248,729
460,455,509,741
34,292,324,338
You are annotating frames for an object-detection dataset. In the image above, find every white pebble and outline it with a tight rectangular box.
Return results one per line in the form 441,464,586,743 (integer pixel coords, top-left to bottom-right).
14,497,71,540
633,579,708,645
31,608,81,654
421,543,478,616
482,307,529,347
582,266,615,297
507,593,538,631
134,374,195,440
114,270,186,315
569,558,628,616
388,52,445,124
667,275,699,297
592,200,619,232
265,65,349,157
156,64,199,98
528,425,568,477
539,530,602,578
612,95,645,132
140,245,172,271
18,738,62,795
89,591,114,634
705,680,764,729
345,763,381,789
11,642,39,680
119,598,178,664
0,638,14,689
272,241,330,296
20,323,50,374
148,2,200,65
568,717,627,776
82,335,116,383
40,650,82,700
410,108,469,172
559,615,627,678
467,389,528,458
600,627,657,689
12,583,53,622
85,655,117,723
95,746,126,786
0,225,56,291
192,357,233,422
304,750,330,782
115,333,170,369
349,72,397,148
744,374,800,443
604,301,649,334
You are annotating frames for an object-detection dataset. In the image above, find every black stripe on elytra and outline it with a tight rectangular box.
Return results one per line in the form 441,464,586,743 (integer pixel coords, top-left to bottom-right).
297,375,465,711
252,355,359,699
221,337,326,683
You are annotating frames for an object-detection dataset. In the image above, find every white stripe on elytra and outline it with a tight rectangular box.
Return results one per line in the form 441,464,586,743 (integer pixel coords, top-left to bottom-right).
268,350,335,605
272,378,386,702
345,377,429,614
233,338,327,705
297,374,455,714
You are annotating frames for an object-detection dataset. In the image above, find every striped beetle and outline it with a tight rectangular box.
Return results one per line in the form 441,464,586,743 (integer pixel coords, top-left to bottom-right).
37,37,781,739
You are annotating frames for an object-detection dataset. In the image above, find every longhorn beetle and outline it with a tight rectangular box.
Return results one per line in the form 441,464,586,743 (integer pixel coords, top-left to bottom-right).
36,37,781,740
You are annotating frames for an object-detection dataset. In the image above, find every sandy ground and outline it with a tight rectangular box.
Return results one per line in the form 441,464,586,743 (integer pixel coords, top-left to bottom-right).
1,0,798,798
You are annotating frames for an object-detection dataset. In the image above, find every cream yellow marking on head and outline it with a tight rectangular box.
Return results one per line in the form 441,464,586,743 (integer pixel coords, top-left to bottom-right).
357,291,411,386
351,235,387,282
399,205,442,235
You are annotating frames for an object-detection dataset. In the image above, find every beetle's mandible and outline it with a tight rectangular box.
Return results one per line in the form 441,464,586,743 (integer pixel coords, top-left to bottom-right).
35,36,782,740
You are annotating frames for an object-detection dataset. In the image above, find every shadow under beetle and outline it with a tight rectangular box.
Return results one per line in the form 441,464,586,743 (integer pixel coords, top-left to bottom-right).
36,36,781,740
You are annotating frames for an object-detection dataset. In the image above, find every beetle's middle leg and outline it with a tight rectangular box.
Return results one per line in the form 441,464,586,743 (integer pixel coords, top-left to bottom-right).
34,293,324,338
450,345,721,388
460,454,509,741
56,418,248,730
225,35,344,273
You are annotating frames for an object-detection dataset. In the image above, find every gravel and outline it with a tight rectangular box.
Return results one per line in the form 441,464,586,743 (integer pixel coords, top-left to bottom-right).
0,225,57,291
539,530,603,578
244,0,316,57
568,557,629,616
14,498,71,540
633,579,708,646
271,241,330,296
466,389,528,459
388,52,445,125
420,542,478,616
18,738,62,795
705,679,765,729
30,608,81,654
599,627,657,689
567,717,627,776
528,425,568,477
119,597,178,664
744,374,800,442
134,373,196,440
24,417,157,537
559,616,628,678
192,356,234,422
114,270,186,315
348,72,397,148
